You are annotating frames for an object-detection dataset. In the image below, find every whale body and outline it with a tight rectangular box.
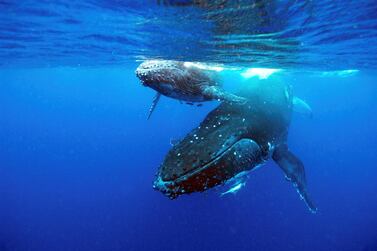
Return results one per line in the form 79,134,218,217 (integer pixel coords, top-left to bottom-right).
135,60,245,119
153,78,317,213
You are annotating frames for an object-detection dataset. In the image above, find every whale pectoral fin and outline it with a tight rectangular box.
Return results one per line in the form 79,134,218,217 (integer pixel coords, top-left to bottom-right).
202,86,247,104
272,144,317,213
147,92,161,120
293,96,313,118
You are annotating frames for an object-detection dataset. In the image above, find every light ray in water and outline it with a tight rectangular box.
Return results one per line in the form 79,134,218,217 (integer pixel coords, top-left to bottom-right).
241,68,282,79
321,69,359,77
183,61,225,72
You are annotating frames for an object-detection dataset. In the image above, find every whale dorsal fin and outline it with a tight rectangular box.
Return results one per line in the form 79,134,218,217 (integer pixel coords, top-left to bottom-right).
202,86,247,104
147,92,161,120
272,144,317,213
293,96,313,118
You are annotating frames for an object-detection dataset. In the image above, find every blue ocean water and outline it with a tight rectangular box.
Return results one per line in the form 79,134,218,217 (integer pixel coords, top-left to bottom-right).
1,1,377,251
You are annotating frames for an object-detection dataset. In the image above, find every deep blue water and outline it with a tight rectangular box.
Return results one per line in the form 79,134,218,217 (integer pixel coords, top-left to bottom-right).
1,1,377,251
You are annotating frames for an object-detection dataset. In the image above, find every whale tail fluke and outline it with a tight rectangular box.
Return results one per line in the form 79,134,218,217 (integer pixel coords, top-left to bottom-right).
272,144,317,213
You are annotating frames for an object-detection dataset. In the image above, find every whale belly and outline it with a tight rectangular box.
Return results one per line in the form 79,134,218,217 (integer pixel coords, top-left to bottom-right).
153,83,208,102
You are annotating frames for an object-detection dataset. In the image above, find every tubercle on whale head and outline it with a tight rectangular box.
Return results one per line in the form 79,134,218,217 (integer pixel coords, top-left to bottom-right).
153,175,180,199
135,60,186,87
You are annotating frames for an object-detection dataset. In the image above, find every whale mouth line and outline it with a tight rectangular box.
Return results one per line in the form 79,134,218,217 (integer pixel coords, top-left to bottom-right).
160,137,245,185
154,138,254,198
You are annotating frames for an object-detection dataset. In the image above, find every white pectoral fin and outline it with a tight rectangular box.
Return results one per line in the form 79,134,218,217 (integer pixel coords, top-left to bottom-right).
203,86,247,104
147,92,161,120
293,96,313,118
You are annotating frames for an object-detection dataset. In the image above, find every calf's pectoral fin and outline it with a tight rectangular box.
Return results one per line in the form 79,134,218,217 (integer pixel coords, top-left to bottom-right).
147,92,161,120
272,144,317,213
202,86,247,104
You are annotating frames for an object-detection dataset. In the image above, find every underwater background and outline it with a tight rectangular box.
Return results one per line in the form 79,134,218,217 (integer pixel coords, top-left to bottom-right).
1,1,377,251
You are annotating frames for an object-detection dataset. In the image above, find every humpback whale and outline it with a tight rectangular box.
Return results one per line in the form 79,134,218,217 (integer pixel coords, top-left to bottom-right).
153,78,317,213
135,60,245,119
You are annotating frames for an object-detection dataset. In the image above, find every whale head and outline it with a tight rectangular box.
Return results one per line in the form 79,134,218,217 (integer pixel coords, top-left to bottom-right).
135,60,216,99
153,102,268,198
136,60,184,87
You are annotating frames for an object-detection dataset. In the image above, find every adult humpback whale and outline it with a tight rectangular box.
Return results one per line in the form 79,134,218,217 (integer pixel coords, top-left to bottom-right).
153,78,317,213
136,60,245,119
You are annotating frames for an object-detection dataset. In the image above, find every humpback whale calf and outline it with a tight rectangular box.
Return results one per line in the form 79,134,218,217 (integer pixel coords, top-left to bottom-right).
153,78,317,213
135,60,246,119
